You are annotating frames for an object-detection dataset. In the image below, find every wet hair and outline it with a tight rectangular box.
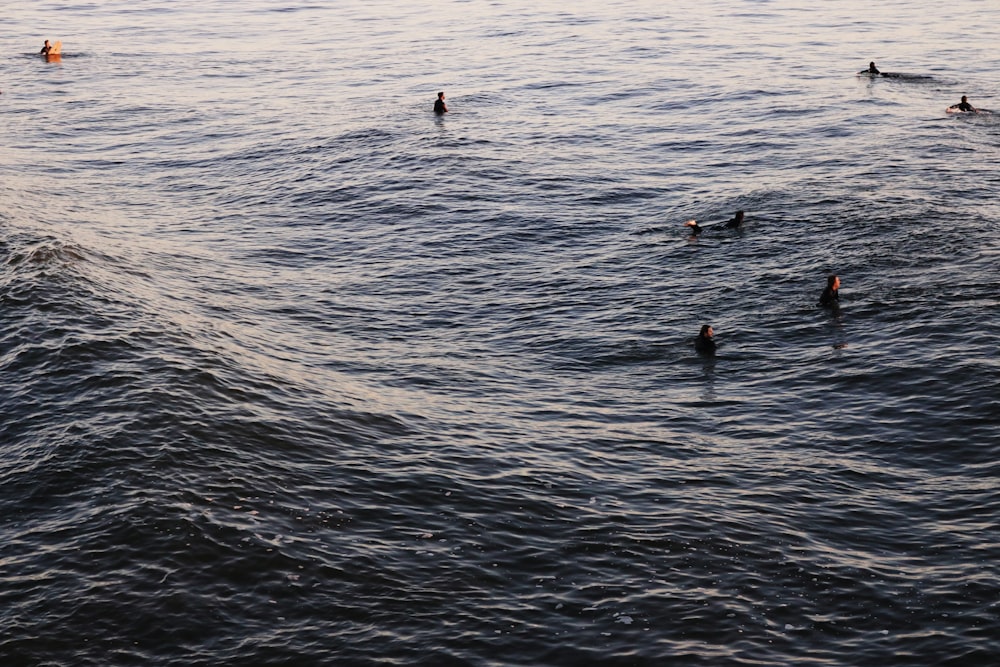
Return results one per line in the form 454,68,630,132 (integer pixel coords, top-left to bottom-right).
826,274,838,288
699,324,712,337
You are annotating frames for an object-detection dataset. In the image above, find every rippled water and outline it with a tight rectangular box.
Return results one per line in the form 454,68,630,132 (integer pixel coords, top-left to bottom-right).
2,1,999,665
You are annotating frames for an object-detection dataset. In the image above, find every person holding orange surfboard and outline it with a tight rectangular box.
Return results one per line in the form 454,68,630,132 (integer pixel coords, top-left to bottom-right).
40,40,61,57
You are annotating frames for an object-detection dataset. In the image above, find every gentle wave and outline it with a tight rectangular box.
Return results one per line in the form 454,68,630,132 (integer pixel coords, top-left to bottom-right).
2,0,999,665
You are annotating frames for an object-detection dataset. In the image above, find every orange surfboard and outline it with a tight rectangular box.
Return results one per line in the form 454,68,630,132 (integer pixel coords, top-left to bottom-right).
44,41,61,61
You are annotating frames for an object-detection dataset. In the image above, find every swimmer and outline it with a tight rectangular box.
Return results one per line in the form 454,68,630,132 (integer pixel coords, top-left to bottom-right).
721,210,745,230
818,274,840,307
40,40,52,55
683,210,744,236
948,95,978,113
867,61,880,75
695,324,716,354
434,91,448,114
683,219,702,236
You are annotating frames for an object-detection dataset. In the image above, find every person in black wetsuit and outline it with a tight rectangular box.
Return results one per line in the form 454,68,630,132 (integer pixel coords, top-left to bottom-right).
722,210,745,229
818,274,840,307
949,96,977,113
40,40,52,55
867,62,880,75
683,210,744,236
434,91,448,114
695,325,716,354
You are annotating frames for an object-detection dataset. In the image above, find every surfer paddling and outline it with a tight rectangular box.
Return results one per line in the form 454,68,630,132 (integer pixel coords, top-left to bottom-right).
858,62,914,79
684,219,702,236
948,96,978,113
683,210,745,236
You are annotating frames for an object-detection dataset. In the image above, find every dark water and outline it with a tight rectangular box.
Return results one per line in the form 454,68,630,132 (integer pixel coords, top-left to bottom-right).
2,1,999,664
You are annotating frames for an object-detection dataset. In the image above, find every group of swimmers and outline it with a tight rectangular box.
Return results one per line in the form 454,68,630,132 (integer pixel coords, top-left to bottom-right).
435,65,981,116
695,272,840,355
687,209,842,355
865,62,981,113
689,59,982,353
432,87,839,356
690,211,739,354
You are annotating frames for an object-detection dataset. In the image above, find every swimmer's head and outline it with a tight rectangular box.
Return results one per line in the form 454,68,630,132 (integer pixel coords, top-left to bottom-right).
700,324,714,338
962,96,968,102
438,91,445,99
827,274,840,290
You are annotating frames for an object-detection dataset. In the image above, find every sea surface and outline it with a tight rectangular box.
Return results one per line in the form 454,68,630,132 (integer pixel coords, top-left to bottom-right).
2,1,999,665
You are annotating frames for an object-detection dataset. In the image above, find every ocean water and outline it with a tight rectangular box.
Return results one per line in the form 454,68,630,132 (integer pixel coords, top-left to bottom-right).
2,1,999,665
